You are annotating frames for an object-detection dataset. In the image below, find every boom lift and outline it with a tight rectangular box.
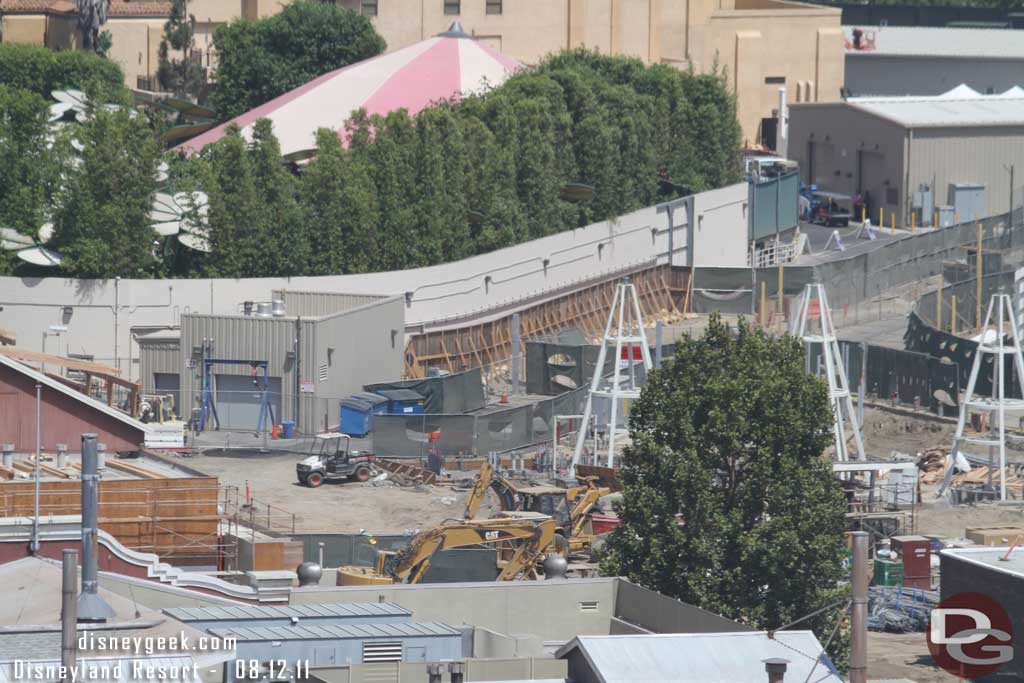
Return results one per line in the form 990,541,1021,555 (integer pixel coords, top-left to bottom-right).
337,514,556,586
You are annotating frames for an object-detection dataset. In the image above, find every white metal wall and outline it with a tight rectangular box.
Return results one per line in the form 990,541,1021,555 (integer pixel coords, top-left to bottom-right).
0,184,748,376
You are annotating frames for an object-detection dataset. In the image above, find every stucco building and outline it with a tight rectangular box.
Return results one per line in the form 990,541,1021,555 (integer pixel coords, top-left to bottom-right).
2,0,843,148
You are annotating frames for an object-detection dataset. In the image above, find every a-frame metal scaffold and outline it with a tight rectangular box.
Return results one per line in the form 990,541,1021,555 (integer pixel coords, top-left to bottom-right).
791,283,866,462
571,278,654,474
938,291,1024,501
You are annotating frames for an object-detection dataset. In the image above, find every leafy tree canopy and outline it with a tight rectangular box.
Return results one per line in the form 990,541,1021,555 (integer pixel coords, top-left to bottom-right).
210,0,386,120
158,0,206,101
600,314,851,669
0,85,62,239
0,43,123,98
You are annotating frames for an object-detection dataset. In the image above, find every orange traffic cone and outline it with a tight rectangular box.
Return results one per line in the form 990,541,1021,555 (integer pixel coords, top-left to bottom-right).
500,392,508,404
271,424,279,439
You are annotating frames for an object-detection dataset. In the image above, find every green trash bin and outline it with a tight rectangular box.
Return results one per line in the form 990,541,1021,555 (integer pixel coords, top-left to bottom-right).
873,559,904,586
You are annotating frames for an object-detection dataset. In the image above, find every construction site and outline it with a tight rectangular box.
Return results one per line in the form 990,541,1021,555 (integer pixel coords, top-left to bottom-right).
4,58,1024,683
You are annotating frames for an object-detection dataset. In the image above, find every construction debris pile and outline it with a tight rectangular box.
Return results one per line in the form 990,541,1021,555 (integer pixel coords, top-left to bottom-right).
867,585,940,633
917,445,1024,497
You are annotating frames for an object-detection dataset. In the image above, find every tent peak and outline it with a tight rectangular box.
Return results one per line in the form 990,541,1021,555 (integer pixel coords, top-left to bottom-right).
437,21,472,38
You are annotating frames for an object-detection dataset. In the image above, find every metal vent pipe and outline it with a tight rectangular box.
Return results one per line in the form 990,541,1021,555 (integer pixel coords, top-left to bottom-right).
77,434,114,622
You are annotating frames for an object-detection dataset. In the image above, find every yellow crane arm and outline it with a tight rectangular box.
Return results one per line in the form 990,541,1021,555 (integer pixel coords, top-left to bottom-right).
569,480,610,539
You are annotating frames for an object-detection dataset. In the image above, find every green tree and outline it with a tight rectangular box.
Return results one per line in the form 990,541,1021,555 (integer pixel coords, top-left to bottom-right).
601,314,850,669
366,110,419,271
157,0,206,100
0,86,62,240
0,43,124,98
201,125,264,278
412,105,470,264
210,1,385,120
52,106,160,278
249,118,309,276
303,121,380,275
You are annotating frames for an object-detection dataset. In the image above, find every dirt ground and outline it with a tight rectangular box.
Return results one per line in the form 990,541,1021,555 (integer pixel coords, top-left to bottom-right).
189,448,476,534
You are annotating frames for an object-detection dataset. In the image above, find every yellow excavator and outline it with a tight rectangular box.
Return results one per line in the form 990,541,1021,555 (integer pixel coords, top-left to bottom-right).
337,513,556,586
463,463,610,554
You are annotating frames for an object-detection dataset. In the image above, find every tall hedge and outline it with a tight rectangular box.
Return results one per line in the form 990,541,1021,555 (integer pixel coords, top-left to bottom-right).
185,50,741,279
0,44,124,97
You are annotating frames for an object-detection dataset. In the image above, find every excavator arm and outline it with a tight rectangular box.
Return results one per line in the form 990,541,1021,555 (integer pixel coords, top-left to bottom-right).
384,516,556,584
463,462,520,519
568,478,610,540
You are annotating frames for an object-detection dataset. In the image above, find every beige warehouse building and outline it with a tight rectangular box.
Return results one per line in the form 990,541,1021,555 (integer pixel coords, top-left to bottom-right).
2,0,843,148
788,89,1024,228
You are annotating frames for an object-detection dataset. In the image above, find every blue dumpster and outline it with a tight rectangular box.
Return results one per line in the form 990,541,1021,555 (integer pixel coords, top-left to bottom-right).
280,420,296,438
340,393,388,436
352,392,388,416
340,398,372,436
375,388,425,415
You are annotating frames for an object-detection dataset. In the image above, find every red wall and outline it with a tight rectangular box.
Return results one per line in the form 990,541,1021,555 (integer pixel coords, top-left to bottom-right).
0,363,144,453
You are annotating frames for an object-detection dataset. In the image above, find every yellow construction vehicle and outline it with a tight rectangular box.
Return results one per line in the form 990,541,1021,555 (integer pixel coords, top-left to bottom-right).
463,464,610,554
337,513,556,586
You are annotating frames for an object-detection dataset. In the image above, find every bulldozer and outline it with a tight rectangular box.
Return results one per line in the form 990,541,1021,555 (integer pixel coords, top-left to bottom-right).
337,513,556,585
463,462,610,554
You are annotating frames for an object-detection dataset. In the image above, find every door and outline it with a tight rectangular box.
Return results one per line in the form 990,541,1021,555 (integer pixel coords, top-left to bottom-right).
214,374,283,430
153,373,180,419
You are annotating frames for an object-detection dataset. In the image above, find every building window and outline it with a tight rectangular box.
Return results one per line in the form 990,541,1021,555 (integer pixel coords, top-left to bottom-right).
486,0,502,13
765,76,786,85
444,0,460,15
361,0,378,15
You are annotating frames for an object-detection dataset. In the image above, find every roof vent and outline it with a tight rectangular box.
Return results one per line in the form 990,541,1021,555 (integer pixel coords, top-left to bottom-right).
437,21,471,38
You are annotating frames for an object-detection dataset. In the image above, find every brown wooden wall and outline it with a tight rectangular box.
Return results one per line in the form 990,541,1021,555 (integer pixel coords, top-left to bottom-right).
0,477,220,564
0,363,144,453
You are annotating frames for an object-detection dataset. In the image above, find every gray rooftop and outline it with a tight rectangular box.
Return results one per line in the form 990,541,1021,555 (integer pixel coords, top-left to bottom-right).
844,25,1024,59
556,631,842,683
164,602,410,622
847,87,1024,128
210,621,460,642
941,547,1024,578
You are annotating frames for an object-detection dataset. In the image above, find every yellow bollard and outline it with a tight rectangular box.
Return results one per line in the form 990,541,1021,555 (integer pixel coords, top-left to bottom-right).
933,209,939,228
891,211,896,234
879,207,884,229
911,211,916,233
861,206,866,224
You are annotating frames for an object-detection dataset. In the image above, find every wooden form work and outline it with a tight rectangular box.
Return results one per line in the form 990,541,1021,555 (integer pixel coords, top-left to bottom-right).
403,264,690,378
0,346,141,417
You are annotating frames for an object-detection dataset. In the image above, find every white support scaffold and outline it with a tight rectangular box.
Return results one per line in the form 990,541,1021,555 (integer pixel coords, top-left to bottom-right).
938,291,1024,501
791,283,866,462
571,278,653,474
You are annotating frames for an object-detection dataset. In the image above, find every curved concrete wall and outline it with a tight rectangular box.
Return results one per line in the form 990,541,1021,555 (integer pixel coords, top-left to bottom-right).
0,183,748,377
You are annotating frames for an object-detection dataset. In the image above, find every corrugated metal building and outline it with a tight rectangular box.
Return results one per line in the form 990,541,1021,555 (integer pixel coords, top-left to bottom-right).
164,602,412,631
212,621,464,677
844,26,1024,98
138,292,404,433
556,631,843,683
788,89,1024,227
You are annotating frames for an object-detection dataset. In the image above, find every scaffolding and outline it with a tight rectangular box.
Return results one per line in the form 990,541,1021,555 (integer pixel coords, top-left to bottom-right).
572,278,653,473
791,283,866,462
938,291,1024,501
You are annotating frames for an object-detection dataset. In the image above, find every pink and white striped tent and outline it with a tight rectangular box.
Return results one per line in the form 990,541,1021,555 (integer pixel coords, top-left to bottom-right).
178,23,520,157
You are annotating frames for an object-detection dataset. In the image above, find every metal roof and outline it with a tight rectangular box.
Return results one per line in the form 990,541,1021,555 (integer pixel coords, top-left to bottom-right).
844,26,1024,60
941,547,1024,579
164,602,410,622
210,621,459,642
847,89,1024,128
555,631,843,683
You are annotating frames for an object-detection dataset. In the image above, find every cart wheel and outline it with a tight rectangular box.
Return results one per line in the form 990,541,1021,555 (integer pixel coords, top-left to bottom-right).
307,472,323,488
354,466,371,482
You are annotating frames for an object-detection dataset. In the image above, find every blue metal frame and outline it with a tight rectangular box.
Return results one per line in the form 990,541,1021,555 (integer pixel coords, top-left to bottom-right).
197,359,276,432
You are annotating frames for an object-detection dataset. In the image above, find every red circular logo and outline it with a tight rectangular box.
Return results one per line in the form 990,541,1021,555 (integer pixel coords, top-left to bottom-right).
927,592,1014,678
